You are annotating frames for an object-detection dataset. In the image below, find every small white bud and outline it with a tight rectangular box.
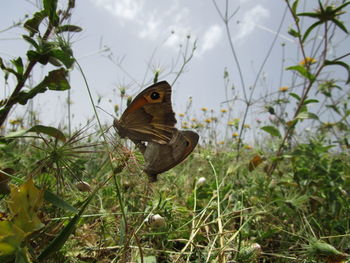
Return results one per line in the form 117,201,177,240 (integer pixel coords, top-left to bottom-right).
251,243,262,253
197,177,206,186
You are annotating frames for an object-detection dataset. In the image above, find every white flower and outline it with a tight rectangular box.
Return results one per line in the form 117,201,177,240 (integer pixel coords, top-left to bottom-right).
197,177,206,186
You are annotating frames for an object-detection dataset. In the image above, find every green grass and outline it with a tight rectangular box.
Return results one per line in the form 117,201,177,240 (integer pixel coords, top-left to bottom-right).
1,131,349,262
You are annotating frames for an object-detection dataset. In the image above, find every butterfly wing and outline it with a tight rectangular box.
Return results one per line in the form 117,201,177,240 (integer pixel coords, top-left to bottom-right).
143,130,199,181
114,81,177,144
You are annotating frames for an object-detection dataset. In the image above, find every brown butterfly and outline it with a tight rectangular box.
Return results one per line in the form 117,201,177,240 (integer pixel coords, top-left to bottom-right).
136,129,199,182
114,81,177,144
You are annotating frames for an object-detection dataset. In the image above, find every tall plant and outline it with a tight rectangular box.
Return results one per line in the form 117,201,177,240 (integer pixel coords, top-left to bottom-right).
0,0,81,127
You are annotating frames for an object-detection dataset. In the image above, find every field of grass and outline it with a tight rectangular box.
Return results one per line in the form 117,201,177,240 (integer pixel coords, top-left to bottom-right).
1,124,350,262
1,0,350,262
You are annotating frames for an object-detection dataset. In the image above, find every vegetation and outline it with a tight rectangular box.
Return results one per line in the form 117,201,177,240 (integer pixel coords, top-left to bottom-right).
0,0,350,262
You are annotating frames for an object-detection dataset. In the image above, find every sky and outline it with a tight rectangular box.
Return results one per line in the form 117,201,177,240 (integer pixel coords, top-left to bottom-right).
0,0,349,139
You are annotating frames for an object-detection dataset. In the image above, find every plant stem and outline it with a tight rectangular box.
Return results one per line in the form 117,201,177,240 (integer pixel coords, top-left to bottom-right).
267,3,329,176
0,59,37,126
209,159,225,263
0,21,55,127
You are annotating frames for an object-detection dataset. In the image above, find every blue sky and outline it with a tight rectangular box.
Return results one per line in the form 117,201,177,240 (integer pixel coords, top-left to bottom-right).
1,1,349,137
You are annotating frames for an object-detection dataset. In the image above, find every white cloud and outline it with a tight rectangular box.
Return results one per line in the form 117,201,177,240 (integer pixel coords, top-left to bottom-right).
173,6,190,24
201,24,223,53
92,0,221,55
138,13,160,40
93,0,144,22
114,0,144,20
164,32,181,48
162,7,191,49
235,5,269,41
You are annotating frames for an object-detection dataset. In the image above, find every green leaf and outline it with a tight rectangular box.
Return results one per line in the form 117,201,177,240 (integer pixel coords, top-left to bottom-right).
0,57,18,78
44,190,77,213
2,130,27,139
27,50,50,65
22,35,39,49
56,25,82,33
289,92,301,101
334,1,350,13
292,0,299,13
287,119,299,128
287,65,315,81
261,126,281,138
23,11,46,36
10,57,23,77
299,105,308,113
296,112,319,120
308,239,347,259
43,68,70,91
48,57,62,67
288,27,300,38
297,12,320,18
304,99,319,105
13,68,70,106
3,125,66,142
49,49,75,69
302,21,323,43
318,0,324,13
332,18,348,34
308,112,319,120
325,60,350,84
43,0,59,26
0,57,4,69
27,125,66,142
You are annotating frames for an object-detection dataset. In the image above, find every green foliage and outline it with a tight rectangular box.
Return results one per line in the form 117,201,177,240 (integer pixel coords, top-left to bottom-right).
0,0,78,126
261,125,281,138
17,68,70,105
1,125,66,148
287,65,316,82
298,0,350,42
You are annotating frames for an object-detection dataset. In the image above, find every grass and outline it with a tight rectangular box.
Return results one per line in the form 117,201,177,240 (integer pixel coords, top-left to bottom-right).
1,129,349,262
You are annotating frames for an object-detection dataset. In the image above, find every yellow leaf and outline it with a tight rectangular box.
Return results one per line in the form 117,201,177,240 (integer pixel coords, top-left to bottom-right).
0,221,25,256
7,178,44,235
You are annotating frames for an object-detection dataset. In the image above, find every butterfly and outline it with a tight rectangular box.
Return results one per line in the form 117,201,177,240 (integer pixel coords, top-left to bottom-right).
114,81,199,180
114,81,177,144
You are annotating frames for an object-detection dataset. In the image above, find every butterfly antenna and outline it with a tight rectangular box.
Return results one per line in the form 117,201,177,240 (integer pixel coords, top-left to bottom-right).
96,106,115,119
